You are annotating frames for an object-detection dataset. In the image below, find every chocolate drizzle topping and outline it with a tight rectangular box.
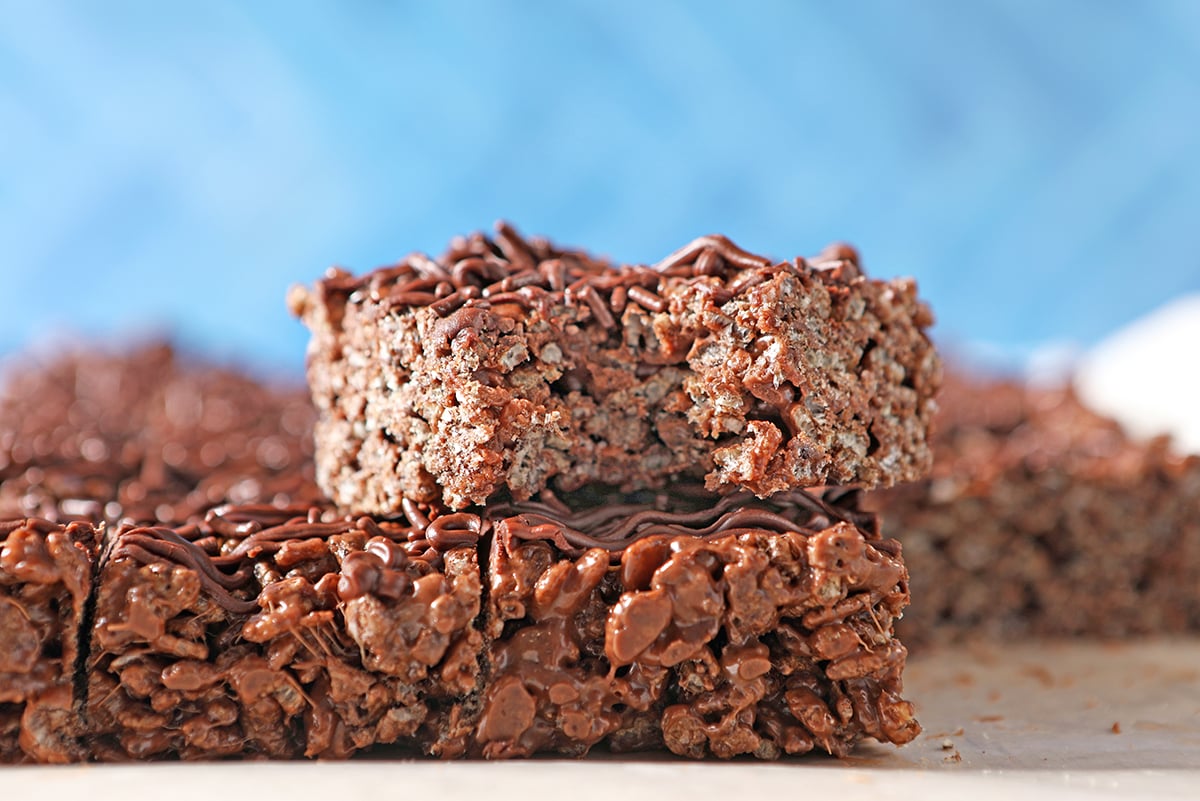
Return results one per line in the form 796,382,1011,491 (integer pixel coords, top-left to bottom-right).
492,485,880,558
305,221,864,331
101,483,881,613
651,233,773,275
114,526,259,614
108,503,466,615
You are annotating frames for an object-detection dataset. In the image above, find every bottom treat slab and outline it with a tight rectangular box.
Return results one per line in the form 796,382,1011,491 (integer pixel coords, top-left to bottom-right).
1,484,918,761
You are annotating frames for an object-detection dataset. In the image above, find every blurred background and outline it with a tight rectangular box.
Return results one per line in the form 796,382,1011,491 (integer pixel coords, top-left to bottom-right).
2,0,1199,375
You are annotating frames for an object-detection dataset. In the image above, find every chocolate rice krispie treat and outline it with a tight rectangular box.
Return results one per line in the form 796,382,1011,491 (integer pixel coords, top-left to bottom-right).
0,343,319,525
4,483,918,762
475,484,919,759
291,223,940,512
870,373,1200,643
0,518,101,763
85,503,483,760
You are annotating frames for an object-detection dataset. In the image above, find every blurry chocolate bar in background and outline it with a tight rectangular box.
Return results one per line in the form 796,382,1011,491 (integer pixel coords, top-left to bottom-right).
870,372,1200,643
0,342,320,525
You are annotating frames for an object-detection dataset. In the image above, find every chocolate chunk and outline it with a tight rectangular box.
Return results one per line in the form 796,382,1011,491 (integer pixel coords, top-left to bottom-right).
293,221,940,512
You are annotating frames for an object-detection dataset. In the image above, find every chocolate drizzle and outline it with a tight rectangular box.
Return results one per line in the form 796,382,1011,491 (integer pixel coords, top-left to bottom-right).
492,486,880,558
425,512,488,549
304,221,862,332
108,504,450,614
651,233,773,275
114,527,259,615
100,483,881,613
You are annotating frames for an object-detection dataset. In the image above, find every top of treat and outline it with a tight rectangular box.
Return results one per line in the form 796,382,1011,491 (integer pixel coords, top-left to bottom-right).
289,220,876,324
490,484,880,557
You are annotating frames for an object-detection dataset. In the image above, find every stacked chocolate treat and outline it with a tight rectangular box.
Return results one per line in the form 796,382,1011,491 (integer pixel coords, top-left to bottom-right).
871,373,1200,643
1,224,941,762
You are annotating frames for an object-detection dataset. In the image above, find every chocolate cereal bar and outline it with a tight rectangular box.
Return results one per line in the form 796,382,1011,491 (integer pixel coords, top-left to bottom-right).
0,517,101,763
476,484,919,758
291,223,940,512
0,343,319,526
871,373,1200,642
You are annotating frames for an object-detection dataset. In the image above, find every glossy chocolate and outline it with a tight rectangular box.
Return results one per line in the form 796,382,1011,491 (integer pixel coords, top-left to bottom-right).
478,485,919,759
0,517,101,763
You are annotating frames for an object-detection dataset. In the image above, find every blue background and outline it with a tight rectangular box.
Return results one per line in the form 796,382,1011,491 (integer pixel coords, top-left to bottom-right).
2,1,1198,374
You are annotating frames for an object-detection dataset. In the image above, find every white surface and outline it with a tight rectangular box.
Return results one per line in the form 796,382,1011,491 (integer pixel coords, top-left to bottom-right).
4,639,1198,800
1076,294,1200,455
0,762,1193,801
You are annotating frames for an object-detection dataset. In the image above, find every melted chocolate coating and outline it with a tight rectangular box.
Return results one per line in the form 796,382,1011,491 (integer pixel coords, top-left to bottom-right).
477,484,918,759
0,343,320,526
